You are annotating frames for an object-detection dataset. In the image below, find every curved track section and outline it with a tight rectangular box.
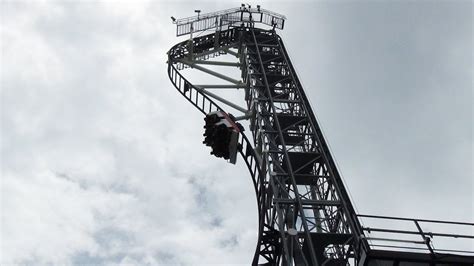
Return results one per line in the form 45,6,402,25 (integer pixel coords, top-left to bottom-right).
167,28,269,264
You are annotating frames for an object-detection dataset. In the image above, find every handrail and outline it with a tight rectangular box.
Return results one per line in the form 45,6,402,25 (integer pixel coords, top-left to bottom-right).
357,214,474,256
173,7,285,36
175,7,286,25
358,214,474,226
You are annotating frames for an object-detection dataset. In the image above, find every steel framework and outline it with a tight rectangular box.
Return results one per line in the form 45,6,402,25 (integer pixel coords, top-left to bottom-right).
166,6,473,266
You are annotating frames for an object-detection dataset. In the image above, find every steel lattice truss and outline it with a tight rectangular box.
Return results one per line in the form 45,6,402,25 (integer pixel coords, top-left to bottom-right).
168,25,364,266
240,28,365,265
167,7,474,266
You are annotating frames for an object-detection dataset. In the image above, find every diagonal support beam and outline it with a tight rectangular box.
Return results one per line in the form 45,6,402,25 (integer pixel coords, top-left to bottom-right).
194,85,248,114
178,59,241,84
233,113,252,121
190,42,239,59
192,60,241,67
194,84,246,89
223,47,239,57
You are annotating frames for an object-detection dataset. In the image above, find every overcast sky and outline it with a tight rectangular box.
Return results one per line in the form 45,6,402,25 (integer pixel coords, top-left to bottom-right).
1,0,472,265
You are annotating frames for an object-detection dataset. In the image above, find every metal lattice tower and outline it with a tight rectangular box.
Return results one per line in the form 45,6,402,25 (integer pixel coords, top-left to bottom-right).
167,6,474,266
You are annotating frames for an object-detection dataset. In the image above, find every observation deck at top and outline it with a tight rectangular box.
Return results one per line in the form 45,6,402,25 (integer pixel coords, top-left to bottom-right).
172,6,286,36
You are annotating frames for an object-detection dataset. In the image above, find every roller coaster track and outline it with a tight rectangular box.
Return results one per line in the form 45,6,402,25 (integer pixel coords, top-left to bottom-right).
168,23,366,265
167,7,474,266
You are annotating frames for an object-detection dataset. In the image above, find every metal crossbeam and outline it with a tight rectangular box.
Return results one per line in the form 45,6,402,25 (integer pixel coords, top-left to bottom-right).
178,59,242,84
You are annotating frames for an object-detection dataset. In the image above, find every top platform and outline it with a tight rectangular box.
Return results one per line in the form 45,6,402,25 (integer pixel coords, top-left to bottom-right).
172,6,286,37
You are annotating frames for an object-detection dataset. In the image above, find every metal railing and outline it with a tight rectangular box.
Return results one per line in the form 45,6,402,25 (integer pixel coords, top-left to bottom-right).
357,214,474,256
174,7,285,36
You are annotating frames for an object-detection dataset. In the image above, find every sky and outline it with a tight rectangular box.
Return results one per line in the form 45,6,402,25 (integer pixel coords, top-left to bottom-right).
1,0,472,265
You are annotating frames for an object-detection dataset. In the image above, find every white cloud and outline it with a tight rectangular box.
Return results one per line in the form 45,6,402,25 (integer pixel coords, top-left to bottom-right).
1,1,259,264
1,1,472,265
